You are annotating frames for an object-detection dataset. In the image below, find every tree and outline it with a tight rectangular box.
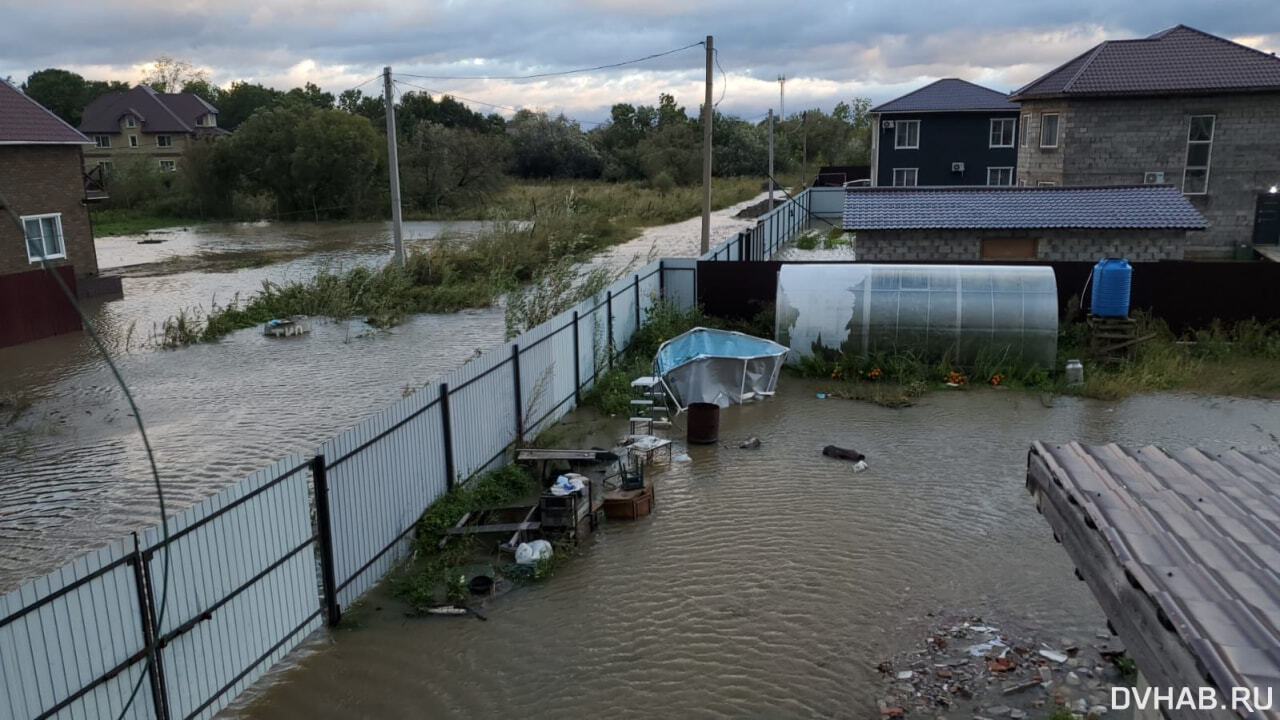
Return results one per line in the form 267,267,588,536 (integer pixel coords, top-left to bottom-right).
23,69,90,125
399,122,510,211
217,81,283,131
508,111,601,179
339,89,384,123
181,78,223,107
291,110,381,217
284,82,334,110
142,56,207,93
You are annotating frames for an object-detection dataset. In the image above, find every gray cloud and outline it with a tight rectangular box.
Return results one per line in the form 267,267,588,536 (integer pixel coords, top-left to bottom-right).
2,0,1278,120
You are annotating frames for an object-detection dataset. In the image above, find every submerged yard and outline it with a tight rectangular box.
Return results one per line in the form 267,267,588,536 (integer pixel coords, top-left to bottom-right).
232,383,1278,719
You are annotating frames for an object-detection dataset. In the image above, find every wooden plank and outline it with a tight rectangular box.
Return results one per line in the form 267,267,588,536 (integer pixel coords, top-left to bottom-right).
445,521,541,536
514,448,611,461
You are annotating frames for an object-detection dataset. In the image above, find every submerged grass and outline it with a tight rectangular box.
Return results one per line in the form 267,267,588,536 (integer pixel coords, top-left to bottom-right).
91,208,206,237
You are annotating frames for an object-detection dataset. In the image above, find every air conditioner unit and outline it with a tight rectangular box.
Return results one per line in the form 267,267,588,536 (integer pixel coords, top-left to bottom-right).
881,120,895,129
1143,171,1165,184
951,162,965,172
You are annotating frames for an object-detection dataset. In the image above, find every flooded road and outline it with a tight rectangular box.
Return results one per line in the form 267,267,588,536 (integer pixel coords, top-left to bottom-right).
234,384,1278,719
0,196,765,590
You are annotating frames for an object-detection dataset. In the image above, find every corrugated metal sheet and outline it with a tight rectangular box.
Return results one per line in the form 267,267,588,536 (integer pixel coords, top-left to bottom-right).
1028,442,1280,718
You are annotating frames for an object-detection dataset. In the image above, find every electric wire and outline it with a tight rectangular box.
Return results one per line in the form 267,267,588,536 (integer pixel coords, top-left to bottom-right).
395,41,704,81
393,79,608,127
712,47,726,108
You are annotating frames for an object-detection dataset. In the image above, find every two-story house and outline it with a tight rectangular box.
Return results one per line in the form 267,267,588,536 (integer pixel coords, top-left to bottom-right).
870,78,1020,188
79,84,228,176
0,79,102,346
1009,25,1280,258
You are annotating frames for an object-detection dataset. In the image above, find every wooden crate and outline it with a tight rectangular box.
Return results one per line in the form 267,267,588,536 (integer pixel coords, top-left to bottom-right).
603,484,654,520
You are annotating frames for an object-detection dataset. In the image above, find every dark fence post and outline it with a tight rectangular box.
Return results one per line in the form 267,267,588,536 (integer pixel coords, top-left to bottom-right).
310,455,341,627
571,311,581,403
511,344,524,444
606,290,614,370
132,534,171,720
439,382,455,489
633,274,641,331
658,260,665,300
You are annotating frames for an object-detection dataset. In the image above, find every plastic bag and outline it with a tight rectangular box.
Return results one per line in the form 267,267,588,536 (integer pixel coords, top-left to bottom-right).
515,540,553,565
550,474,586,496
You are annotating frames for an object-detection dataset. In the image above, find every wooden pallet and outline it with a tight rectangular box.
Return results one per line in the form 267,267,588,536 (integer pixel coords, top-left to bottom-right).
1087,315,1155,363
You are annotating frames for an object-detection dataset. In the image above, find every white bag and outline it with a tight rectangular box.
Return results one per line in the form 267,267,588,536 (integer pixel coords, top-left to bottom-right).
515,539,553,565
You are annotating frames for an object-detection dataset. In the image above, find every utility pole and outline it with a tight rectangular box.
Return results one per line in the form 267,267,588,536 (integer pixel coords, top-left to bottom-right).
767,108,774,212
383,66,405,267
778,75,785,120
700,35,714,255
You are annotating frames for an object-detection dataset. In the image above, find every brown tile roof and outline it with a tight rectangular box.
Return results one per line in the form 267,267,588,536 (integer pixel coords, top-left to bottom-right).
0,78,92,145
1011,25,1280,100
79,84,217,135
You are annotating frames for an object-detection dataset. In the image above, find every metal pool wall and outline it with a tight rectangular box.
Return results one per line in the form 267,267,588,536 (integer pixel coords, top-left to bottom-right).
0,189,818,720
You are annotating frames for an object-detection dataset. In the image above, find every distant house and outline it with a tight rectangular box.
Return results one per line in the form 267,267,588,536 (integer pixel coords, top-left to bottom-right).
0,79,102,346
842,185,1205,262
1009,25,1280,258
870,79,1020,188
79,84,228,176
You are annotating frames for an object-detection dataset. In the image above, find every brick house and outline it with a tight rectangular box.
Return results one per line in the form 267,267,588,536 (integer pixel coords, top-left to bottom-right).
842,185,1205,262
79,84,228,176
870,79,1020,188
1009,25,1280,258
0,79,101,346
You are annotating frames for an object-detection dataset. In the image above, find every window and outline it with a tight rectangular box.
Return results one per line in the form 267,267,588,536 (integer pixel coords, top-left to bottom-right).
987,167,1014,186
21,213,66,263
124,116,136,128
1020,113,1030,147
990,118,1016,148
98,161,113,174
894,120,920,149
1037,181,1057,187
1183,114,1214,195
129,135,138,148
156,135,172,147
1039,113,1060,148
94,135,111,148
159,160,176,172
892,168,918,186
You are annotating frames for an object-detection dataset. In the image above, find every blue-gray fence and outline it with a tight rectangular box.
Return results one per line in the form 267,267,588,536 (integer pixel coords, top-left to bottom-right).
0,190,813,720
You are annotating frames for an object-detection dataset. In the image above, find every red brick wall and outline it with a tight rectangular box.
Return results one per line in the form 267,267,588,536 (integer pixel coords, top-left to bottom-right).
0,145,97,277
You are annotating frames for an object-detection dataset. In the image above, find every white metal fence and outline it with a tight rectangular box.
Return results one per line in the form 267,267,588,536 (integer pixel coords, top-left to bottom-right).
0,189,814,719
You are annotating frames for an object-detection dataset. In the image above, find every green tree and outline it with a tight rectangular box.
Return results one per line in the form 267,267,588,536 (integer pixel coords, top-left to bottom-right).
284,82,335,109
216,82,283,131
399,121,510,211
181,78,223,107
508,111,601,179
291,109,381,217
23,69,90,125
339,89,384,123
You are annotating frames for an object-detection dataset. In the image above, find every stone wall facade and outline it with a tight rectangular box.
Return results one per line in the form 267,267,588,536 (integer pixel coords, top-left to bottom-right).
853,228,1187,262
0,145,97,277
1017,93,1280,257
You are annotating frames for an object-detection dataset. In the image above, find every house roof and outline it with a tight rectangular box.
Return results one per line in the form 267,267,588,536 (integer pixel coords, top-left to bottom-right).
871,78,1018,114
1011,25,1280,100
842,185,1206,231
79,85,216,135
0,78,92,145
1028,442,1280,702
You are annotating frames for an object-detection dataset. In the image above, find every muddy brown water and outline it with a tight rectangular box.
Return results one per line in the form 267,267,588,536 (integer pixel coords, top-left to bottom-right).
0,220,508,589
232,382,1277,719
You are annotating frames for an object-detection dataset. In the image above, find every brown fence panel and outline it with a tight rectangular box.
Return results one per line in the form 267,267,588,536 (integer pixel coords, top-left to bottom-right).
0,266,80,347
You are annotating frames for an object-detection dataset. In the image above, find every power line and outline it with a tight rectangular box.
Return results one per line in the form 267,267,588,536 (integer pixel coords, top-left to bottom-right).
712,47,727,108
393,79,608,127
396,40,704,82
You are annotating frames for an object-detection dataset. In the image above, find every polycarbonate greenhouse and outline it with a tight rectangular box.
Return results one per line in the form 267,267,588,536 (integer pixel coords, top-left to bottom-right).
775,263,1058,368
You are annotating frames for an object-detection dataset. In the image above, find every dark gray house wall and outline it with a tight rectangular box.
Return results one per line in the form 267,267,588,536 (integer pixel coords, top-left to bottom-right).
873,111,1020,187
1017,94,1280,257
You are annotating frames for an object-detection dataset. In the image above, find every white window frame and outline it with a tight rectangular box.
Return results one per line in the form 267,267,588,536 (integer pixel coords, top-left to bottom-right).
21,213,66,263
129,135,138,148
1037,181,1057,187
1039,113,1060,149
156,134,172,147
124,116,136,128
990,118,1016,148
1020,113,1031,147
894,120,920,149
94,135,111,148
98,160,113,173
1182,114,1214,196
158,160,176,172
892,168,918,186
987,167,1015,186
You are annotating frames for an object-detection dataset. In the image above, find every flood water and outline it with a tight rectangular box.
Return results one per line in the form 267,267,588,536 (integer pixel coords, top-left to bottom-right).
234,384,1278,719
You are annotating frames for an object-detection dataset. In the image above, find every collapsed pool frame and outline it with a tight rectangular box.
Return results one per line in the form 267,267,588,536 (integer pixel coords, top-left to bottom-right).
653,327,789,412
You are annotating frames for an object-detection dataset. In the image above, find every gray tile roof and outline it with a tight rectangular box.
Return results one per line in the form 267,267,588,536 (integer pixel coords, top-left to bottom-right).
871,78,1018,113
1028,443,1280,711
842,185,1206,230
0,78,92,145
79,85,210,135
1011,25,1280,100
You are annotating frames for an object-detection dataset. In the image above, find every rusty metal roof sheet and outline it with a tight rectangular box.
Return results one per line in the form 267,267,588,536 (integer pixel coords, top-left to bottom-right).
1027,442,1280,718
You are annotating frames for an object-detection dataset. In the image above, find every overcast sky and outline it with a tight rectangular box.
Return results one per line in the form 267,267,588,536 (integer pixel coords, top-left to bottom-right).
3,0,1279,123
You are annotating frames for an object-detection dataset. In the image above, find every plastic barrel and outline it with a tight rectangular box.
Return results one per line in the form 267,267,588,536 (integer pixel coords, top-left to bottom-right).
686,403,721,444
1090,258,1132,318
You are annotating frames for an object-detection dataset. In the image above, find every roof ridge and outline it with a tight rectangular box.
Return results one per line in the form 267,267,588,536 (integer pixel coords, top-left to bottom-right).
0,76,92,144
1169,24,1280,63
144,87,195,133
871,78,948,111
1061,41,1112,94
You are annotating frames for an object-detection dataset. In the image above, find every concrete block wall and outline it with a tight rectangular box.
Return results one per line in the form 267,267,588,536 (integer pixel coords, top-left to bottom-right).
854,228,1187,262
1017,93,1280,256
0,146,97,277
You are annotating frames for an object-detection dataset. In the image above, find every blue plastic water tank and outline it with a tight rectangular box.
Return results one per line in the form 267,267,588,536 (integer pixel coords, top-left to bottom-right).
1090,258,1132,318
